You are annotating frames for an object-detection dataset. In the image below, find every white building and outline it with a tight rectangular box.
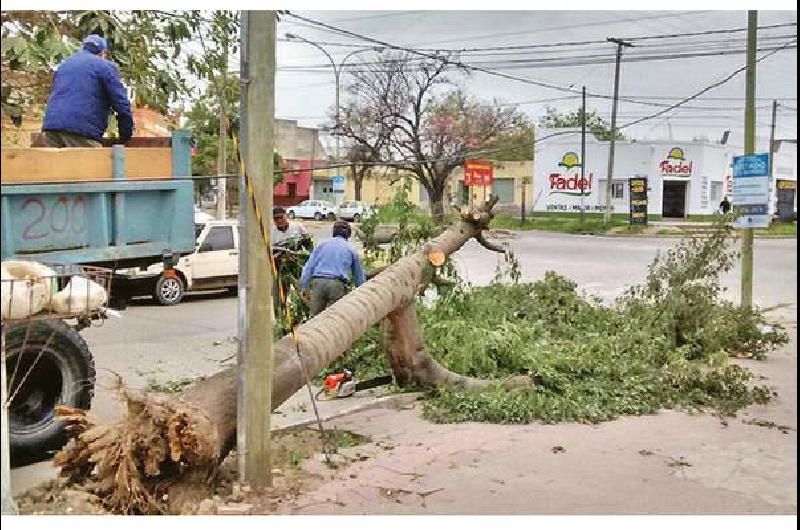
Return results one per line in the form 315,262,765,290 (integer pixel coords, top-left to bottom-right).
533,129,740,218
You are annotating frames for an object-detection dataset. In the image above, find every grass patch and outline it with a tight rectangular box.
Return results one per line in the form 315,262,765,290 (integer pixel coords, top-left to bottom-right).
491,215,628,234
755,221,797,237
145,377,198,394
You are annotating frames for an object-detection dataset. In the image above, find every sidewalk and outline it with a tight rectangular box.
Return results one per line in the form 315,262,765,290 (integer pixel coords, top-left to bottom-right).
276,309,797,515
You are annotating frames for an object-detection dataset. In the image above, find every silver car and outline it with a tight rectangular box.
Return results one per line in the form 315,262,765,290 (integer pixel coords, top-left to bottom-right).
286,200,339,221
338,200,374,222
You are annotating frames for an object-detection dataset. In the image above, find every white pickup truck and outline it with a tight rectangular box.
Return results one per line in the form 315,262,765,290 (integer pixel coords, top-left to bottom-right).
118,220,239,305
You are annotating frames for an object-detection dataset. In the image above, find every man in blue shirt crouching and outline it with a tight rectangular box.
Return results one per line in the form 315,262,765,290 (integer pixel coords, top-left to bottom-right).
300,220,365,317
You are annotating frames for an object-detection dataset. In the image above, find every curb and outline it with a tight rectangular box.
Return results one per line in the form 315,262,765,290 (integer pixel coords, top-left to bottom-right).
276,392,424,431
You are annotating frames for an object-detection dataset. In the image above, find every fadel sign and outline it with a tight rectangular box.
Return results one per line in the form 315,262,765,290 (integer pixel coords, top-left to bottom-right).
548,152,592,197
659,147,693,177
464,159,494,186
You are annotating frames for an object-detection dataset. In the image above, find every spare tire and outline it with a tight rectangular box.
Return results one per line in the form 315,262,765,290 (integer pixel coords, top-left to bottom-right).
4,320,95,465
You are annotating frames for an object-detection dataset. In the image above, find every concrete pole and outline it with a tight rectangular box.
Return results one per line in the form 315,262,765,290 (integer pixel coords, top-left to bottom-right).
217,38,229,220
769,99,778,197
741,10,757,310
581,85,587,226
239,10,276,488
604,38,632,225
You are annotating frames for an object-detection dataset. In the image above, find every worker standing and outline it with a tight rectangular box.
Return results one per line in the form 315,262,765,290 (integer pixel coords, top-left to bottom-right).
300,220,365,316
271,207,311,247
34,34,133,148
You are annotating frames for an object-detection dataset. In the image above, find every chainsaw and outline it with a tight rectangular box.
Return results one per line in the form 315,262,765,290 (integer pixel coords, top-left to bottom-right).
319,369,393,399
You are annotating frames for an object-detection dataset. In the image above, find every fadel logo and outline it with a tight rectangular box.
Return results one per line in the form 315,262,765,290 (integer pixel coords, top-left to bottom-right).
549,153,592,196
558,151,581,170
660,147,693,177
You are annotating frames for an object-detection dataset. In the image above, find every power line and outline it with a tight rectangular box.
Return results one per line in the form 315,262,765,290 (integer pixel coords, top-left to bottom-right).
281,11,797,112
618,39,798,130
278,12,795,166
279,39,797,70
407,10,715,47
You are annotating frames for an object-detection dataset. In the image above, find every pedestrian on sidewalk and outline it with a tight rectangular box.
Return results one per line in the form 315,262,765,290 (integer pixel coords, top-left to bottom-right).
300,220,365,317
719,196,732,214
34,34,133,148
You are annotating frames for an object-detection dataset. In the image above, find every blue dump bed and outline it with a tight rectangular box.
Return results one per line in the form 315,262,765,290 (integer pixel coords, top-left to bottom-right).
1,179,195,267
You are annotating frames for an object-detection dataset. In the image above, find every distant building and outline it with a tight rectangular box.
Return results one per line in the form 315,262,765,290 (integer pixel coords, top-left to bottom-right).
532,129,798,218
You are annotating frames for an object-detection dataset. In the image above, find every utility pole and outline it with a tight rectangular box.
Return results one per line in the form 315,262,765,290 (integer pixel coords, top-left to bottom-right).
741,10,757,310
216,48,229,220
580,85,587,226
769,98,778,180
769,99,778,222
237,10,276,488
604,38,633,225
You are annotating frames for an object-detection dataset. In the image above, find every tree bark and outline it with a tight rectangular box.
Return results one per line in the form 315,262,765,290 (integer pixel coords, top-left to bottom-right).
427,184,446,220
54,199,509,514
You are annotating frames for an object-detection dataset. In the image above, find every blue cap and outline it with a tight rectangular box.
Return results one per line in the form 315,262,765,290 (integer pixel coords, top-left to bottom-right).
82,34,108,54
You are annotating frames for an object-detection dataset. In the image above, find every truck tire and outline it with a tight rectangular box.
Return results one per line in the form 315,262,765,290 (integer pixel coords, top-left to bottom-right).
327,212,337,221
314,212,323,221
4,320,95,464
154,273,185,306
287,211,296,219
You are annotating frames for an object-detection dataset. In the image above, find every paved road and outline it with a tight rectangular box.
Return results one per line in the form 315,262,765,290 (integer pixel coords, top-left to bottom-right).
9,230,797,496
79,230,799,414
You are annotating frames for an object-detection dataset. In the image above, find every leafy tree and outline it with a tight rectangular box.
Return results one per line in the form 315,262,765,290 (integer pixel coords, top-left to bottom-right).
481,114,535,161
1,11,196,123
538,105,624,141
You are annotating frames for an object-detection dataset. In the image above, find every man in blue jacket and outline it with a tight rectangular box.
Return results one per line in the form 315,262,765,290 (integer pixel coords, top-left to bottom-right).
300,220,366,316
35,34,134,148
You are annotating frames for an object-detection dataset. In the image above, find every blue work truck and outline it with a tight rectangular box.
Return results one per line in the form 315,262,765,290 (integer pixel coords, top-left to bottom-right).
1,132,195,462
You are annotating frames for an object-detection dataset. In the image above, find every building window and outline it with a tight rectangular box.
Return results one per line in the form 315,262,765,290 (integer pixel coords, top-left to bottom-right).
492,178,515,203
611,182,625,200
710,181,723,204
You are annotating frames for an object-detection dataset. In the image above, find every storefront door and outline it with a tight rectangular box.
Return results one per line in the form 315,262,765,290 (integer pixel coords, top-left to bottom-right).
662,181,688,218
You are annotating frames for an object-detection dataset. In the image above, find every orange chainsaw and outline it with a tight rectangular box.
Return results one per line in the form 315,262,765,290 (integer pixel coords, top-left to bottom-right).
320,370,392,399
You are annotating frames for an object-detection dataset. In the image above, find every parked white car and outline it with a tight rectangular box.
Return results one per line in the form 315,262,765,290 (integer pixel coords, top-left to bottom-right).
338,200,375,222
194,206,215,238
118,220,239,305
286,200,338,221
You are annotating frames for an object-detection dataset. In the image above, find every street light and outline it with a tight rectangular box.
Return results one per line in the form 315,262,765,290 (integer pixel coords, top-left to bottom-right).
285,33,383,162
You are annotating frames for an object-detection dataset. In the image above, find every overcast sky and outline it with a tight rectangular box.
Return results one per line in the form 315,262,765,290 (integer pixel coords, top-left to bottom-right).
274,10,797,154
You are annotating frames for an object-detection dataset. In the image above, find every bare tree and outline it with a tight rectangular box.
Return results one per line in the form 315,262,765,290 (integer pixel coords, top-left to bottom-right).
339,52,525,217
338,101,393,201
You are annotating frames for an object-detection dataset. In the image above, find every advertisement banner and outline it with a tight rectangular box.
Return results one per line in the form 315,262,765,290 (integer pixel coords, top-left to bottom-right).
464,160,494,187
629,177,648,225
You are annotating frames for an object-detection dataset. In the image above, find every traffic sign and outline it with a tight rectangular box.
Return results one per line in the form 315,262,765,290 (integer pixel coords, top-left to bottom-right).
731,153,770,229
331,175,346,192
732,153,770,178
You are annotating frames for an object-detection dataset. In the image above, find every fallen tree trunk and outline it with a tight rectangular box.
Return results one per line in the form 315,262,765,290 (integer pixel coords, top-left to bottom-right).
54,198,512,513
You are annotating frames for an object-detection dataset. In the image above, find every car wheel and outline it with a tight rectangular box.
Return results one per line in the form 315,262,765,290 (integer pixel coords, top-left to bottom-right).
314,212,323,221
353,213,362,223
5,320,95,465
154,273,185,306
287,211,295,219
327,212,336,221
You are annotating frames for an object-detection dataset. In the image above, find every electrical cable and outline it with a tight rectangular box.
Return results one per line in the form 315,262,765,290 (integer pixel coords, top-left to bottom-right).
281,11,797,112
232,135,336,466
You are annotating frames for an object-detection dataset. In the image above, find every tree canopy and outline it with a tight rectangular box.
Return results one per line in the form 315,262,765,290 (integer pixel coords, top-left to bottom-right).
538,105,624,141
